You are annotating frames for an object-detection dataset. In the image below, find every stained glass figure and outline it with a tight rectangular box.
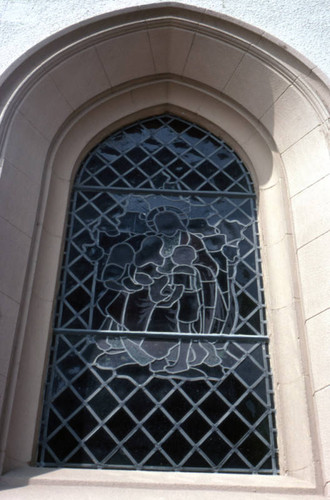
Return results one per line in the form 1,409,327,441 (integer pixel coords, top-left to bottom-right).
38,115,278,473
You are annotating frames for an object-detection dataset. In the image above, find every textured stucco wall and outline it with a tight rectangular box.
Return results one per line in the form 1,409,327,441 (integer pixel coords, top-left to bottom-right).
0,0,329,78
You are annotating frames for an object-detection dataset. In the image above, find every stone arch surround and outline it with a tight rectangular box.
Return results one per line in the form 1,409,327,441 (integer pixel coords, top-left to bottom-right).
0,3,329,498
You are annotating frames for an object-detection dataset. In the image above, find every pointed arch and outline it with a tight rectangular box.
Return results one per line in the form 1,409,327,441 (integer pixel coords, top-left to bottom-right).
0,3,329,496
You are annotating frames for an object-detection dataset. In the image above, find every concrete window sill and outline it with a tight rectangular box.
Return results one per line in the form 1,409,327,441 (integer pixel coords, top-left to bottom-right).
0,467,322,499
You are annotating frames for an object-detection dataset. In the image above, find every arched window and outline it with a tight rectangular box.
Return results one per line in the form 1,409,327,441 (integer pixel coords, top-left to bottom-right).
38,115,278,473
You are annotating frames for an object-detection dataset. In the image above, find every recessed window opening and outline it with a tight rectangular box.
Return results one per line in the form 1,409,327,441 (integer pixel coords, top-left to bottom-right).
38,114,278,473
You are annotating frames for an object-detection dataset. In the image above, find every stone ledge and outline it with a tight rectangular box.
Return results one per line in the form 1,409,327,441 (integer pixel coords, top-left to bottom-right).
0,467,319,496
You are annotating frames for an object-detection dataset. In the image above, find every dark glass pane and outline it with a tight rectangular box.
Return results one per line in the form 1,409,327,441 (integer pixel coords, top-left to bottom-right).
200,434,231,464
89,388,118,420
105,409,136,440
70,448,94,465
163,392,192,422
144,451,172,468
181,412,211,441
85,429,116,461
125,391,154,420
220,413,249,444
162,430,192,463
200,393,229,422
144,410,173,441
125,430,155,462
48,427,79,462
238,434,270,467
69,407,98,439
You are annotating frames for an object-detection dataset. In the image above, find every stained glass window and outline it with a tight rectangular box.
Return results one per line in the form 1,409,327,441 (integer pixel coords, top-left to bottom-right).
38,115,278,473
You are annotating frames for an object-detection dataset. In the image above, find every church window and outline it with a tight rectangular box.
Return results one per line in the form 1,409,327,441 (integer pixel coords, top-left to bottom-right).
38,115,278,473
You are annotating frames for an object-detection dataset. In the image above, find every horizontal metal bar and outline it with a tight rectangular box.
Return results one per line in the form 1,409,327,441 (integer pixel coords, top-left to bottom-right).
73,185,256,198
39,462,276,474
53,328,268,342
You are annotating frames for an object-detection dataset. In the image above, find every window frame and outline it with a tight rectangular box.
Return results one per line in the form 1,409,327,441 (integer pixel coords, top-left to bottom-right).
2,85,317,496
1,5,327,495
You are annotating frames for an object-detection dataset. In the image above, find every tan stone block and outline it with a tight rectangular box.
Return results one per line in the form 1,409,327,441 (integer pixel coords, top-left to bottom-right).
306,309,330,393
0,293,19,377
270,304,303,386
1,291,51,465
43,175,71,237
0,218,31,302
201,10,263,45
96,31,155,87
19,75,72,141
148,26,194,74
0,485,321,500
167,81,200,115
261,85,321,153
314,387,330,486
0,373,6,418
130,81,168,111
279,377,314,480
255,31,315,78
263,235,296,310
259,180,290,247
291,175,330,249
183,33,244,91
297,231,330,319
0,466,321,498
298,69,330,113
0,159,40,237
242,133,280,190
6,365,44,466
4,111,49,184
282,125,330,197
31,229,62,302
196,92,255,145
50,47,110,109
325,482,330,497
18,293,53,378
6,466,313,492
224,52,290,118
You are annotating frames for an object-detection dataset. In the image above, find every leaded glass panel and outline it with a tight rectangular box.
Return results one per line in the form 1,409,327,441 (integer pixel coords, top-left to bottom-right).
38,115,278,473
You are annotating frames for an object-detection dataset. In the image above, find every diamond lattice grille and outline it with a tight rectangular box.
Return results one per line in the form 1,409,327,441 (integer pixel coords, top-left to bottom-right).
39,334,276,472
38,115,278,473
